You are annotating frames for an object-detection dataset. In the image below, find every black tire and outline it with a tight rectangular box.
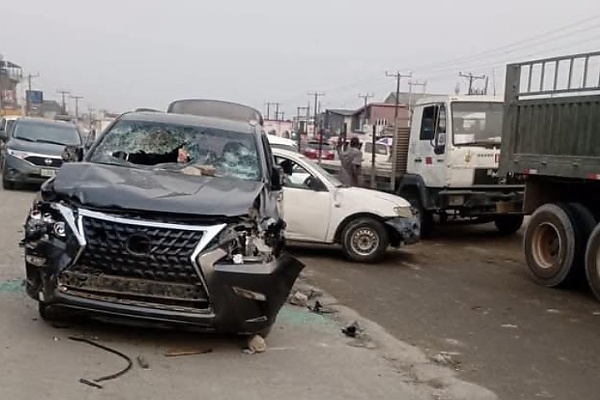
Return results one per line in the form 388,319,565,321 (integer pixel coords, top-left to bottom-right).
523,203,589,287
38,302,66,323
402,190,432,239
341,217,389,263
585,224,600,301
494,214,524,235
2,174,14,190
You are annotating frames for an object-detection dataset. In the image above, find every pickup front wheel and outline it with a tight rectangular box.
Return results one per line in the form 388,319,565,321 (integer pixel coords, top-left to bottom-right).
341,217,389,263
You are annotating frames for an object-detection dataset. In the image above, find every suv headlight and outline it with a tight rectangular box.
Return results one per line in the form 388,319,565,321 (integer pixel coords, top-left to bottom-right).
7,149,32,159
214,222,277,265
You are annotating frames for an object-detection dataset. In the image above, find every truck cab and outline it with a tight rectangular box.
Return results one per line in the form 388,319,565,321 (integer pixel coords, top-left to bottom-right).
399,95,524,234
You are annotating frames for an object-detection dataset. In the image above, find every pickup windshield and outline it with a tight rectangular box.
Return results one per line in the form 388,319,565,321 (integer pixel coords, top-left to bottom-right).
452,102,503,146
89,119,262,181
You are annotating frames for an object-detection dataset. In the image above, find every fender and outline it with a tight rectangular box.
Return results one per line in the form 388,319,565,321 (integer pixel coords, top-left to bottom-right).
397,174,432,209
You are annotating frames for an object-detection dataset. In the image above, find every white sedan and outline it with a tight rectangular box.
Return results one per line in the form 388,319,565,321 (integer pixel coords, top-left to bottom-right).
272,148,420,263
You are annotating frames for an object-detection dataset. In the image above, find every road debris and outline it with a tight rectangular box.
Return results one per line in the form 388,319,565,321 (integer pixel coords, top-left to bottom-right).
164,347,213,357
342,321,362,338
309,300,337,314
137,355,150,369
501,324,518,329
244,334,267,354
69,336,133,389
546,309,561,314
431,351,462,370
289,291,309,307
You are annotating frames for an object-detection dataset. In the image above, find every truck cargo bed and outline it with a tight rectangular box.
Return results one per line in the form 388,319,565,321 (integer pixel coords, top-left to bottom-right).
500,51,600,180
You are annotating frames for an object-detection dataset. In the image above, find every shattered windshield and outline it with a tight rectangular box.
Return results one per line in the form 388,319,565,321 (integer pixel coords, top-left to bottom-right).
89,119,262,181
452,102,503,146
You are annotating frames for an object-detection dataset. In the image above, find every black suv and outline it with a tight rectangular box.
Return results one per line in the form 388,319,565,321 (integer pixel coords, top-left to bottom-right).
22,102,303,336
1,118,82,189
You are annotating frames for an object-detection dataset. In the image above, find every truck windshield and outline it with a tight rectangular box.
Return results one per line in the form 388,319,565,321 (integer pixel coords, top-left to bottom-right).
452,102,503,146
89,119,262,182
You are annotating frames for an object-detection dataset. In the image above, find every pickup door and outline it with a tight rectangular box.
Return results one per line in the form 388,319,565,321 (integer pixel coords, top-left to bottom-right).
275,155,332,242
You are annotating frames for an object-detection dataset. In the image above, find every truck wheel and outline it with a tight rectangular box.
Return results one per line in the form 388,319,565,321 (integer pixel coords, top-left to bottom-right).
341,217,389,263
524,203,588,287
494,215,524,235
585,224,600,301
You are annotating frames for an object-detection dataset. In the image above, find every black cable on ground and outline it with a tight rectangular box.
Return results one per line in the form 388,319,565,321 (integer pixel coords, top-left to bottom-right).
68,336,133,388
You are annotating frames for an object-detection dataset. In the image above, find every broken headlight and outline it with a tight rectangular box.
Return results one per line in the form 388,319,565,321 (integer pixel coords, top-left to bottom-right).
216,223,275,265
24,200,70,242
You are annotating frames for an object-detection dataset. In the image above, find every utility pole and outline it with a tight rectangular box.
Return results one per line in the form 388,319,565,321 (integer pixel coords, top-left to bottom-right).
88,107,95,131
57,90,70,114
274,103,280,121
386,71,412,192
459,72,487,95
24,73,40,116
358,93,374,135
308,92,325,162
407,79,427,116
71,95,83,122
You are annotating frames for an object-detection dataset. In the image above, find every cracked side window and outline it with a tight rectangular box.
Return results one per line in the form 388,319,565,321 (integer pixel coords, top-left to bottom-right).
89,119,261,181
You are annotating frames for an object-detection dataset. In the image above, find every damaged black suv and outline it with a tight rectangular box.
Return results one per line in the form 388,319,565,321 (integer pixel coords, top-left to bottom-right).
22,105,304,336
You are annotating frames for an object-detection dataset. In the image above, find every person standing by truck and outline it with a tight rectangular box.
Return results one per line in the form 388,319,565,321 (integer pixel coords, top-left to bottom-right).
337,136,363,186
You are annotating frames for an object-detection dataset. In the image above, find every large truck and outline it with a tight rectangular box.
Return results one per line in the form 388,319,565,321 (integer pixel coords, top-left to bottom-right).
320,95,525,237
499,50,600,300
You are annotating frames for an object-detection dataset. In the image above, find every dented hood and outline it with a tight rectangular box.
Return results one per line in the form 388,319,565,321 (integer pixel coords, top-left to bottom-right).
50,162,264,216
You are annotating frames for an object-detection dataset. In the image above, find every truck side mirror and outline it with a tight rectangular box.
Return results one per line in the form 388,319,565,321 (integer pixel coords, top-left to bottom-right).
433,132,446,155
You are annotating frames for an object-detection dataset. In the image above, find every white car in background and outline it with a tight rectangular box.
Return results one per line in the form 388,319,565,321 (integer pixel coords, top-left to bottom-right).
272,148,420,263
267,134,298,152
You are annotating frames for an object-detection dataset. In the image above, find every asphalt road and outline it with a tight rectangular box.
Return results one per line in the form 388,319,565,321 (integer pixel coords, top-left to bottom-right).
293,223,600,400
0,185,496,400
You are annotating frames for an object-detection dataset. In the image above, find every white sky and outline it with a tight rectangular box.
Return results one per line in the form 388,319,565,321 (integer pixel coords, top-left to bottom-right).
2,0,600,116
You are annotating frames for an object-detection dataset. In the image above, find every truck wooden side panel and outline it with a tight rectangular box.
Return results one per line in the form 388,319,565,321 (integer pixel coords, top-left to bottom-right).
500,52,600,180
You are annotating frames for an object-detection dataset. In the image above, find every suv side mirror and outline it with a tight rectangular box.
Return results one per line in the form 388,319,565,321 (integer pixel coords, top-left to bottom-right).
271,166,284,191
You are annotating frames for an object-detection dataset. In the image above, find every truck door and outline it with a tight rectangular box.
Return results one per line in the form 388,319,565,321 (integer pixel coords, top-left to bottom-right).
407,103,448,188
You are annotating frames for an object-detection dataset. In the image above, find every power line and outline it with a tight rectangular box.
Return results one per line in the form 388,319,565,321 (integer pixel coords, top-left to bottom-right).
410,14,600,73
459,72,487,95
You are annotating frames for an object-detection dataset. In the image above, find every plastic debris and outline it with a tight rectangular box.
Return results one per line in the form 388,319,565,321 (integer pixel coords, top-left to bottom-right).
164,347,213,357
245,334,267,354
137,355,150,369
289,291,308,307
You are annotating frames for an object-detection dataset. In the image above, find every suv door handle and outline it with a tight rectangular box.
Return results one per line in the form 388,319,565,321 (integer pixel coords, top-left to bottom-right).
414,158,423,163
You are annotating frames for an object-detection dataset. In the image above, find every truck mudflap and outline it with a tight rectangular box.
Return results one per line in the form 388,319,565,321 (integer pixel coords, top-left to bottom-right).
23,227,305,335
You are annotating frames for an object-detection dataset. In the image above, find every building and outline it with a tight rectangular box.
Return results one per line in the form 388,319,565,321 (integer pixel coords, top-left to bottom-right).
0,56,23,115
320,109,354,136
351,102,410,137
41,100,63,119
385,92,447,109
263,119,294,138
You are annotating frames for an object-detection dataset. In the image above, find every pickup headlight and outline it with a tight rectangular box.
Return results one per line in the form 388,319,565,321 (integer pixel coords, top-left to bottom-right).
7,149,33,159
394,205,414,219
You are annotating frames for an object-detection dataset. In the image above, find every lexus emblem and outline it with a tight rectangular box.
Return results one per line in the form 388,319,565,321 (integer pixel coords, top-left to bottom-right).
126,234,152,256
44,158,53,166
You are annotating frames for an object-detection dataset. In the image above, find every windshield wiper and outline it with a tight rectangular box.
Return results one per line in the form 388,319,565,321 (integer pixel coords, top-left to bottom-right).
35,139,73,146
15,136,37,142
